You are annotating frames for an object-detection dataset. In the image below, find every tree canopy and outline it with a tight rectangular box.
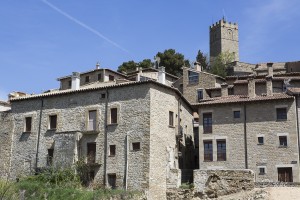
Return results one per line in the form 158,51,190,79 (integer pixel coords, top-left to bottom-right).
196,50,208,70
117,49,190,76
209,51,235,77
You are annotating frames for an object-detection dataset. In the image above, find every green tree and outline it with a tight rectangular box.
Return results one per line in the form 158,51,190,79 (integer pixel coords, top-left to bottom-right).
156,49,190,76
196,50,208,70
210,51,234,77
117,59,153,73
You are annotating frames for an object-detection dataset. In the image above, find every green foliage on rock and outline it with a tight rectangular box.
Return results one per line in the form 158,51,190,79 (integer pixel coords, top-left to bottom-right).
209,51,235,77
117,59,153,73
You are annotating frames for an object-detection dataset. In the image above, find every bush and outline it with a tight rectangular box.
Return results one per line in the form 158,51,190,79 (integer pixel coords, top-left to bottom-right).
180,182,194,189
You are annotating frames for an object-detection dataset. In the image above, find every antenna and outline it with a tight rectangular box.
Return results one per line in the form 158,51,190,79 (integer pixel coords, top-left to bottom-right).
222,9,227,22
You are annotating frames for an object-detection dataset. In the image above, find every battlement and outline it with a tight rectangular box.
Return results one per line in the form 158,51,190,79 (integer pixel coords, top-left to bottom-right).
210,19,238,29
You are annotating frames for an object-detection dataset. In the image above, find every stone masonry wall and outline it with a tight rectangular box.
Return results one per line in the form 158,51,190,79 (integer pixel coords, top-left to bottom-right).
149,84,193,200
0,111,13,179
194,169,254,198
198,98,299,182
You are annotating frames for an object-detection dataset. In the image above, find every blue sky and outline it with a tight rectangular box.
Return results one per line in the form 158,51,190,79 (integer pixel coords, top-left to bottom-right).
1,0,300,100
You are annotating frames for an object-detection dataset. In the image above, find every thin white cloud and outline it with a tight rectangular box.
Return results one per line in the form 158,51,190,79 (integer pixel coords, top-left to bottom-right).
41,0,130,54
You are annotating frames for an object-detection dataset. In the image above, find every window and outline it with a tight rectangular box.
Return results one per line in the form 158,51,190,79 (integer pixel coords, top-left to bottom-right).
203,141,213,161
197,89,203,101
109,75,114,81
110,108,118,124
98,73,102,81
108,174,116,189
169,111,174,126
258,137,264,145
68,80,71,88
47,149,54,166
233,111,240,118
109,145,116,156
203,113,212,133
276,108,287,120
279,136,287,147
101,93,106,99
88,110,97,131
85,76,90,83
217,140,226,161
49,115,57,129
87,142,96,164
188,71,199,84
132,142,140,151
259,167,265,175
25,117,32,132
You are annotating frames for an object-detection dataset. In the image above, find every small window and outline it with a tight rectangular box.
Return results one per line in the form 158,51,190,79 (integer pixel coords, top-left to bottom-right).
217,140,226,161
259,167,265,175
233,111,240,119
111,108,118,124
188,71,199,84
25,117,32,132
203,141,213,161
169,111,174,126
203,113,212,133
85,76,90,83
108,174,116,189
49,115,57,129
101,93,106,99
132,142,140,151
197,89,203,101
68,80,72,88
258,137,264,145
109,145,116,156
47,149,54,166
276,108,287,120
109,75,114,81
98,73,102,81
88,110,97,131
279,136,287,147
87,142,96,164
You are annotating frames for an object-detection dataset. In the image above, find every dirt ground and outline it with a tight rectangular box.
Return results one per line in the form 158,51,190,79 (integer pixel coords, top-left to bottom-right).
217,187,300,200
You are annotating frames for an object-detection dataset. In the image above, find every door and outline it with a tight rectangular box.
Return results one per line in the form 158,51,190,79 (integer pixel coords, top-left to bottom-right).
278,167,293,182
88,110,97,131
87,142,96,164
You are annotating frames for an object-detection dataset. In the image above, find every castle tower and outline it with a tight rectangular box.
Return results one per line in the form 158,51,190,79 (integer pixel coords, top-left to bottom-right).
209,18,239,64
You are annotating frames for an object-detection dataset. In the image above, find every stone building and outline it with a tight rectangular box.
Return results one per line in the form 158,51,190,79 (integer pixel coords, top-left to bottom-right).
190,64,300,182
7,68,194,199
209,18,239,63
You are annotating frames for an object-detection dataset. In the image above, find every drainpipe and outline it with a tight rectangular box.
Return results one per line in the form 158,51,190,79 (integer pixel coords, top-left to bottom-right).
35,98,44,172
295,96,300,164
243,103,248,169
103,88,108,186
125,133,129,190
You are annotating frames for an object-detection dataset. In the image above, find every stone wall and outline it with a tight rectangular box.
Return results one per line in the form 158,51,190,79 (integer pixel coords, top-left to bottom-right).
193,169,254,198
198,98,299,182
0,111,13,179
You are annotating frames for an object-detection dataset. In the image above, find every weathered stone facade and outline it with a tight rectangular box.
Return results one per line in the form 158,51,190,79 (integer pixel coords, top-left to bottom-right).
7,81,193,200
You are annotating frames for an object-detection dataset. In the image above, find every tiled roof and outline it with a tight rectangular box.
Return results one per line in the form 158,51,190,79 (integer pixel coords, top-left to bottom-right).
192,93,293,106
287,88,300,95
9,80,192,110
126,68,179,79
0,101,10,106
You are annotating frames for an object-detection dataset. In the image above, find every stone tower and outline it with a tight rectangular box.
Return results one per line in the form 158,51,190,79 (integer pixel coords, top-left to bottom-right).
209,18,239,63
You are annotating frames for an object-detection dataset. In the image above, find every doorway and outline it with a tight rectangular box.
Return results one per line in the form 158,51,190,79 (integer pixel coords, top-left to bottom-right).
278,167,293,182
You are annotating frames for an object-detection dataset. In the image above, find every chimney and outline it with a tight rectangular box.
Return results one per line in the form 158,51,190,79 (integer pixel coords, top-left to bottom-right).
248,75,256,98
96,62,100,69
267,62,273,77
158,66,166,84
266,76,273,96
194,62,202,72
221,83,228,97
71,72,80,90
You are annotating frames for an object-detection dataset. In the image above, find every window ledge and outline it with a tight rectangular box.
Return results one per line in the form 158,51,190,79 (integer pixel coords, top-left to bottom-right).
257,143,264,145
108,155,116,157
108,123,118,126
47,129,57,131
203,160,213,162
217,160,227,162
23,131,31,134
168,125,175,128
82,130,100,134
276,119,287,122
278,145,288,148
131,149,141,152
259,173,266,175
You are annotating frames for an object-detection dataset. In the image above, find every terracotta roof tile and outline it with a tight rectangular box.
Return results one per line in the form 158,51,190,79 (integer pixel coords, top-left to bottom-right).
192,93,293,106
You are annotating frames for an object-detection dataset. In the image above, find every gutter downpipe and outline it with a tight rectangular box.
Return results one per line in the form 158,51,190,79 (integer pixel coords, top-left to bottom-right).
295,96,300,164
103,88,108,186
125,133,128,190
243,103,248,169
35,98,44,172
